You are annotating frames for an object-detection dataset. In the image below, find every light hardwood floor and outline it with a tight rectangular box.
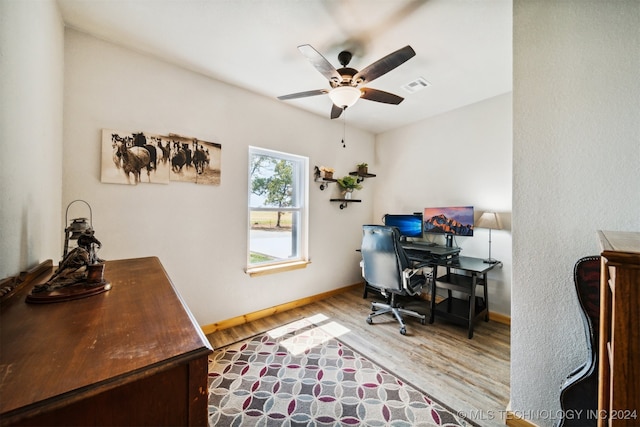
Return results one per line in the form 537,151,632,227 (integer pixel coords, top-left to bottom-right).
207,286,510,427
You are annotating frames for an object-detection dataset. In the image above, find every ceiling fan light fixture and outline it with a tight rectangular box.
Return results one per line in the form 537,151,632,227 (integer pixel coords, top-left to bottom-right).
328,86,361,109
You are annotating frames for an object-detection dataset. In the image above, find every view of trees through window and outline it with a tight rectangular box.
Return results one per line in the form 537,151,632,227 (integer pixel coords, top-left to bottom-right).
248,147,306,267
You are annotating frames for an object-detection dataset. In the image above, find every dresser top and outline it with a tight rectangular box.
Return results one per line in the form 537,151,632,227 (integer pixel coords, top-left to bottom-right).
598,230,640,263
598,230,640,252
0,256,212,419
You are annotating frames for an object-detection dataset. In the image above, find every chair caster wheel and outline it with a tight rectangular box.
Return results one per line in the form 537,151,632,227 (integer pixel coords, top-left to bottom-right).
366,317,373,325
399,327,406,335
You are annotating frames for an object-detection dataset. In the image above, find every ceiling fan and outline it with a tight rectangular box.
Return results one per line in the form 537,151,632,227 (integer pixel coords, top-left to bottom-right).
277,44,416,119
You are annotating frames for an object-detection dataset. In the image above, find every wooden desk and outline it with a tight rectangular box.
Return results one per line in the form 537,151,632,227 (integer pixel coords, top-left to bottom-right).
0,256,213,426
429,256,499,339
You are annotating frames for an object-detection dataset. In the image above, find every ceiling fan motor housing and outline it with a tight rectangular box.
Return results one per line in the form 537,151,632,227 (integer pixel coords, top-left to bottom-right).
332,67,360,87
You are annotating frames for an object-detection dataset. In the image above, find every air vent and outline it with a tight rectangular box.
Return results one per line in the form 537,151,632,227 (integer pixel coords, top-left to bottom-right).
402,77,431,94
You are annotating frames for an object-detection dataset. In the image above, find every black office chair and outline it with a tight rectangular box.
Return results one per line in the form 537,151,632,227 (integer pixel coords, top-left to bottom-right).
360,225,431,335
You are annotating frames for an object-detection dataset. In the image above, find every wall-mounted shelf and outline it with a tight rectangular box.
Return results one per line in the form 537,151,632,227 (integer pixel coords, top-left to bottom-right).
349,171,376,183
314,177,337,191
314,166,337,190
318,166,373,208
330,198,361,209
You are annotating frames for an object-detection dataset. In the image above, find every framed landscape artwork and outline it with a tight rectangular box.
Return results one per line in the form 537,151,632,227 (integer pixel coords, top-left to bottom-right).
101,129,222,186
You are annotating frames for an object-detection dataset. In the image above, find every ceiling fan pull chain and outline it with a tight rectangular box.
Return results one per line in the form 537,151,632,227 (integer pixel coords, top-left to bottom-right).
342,110,347,148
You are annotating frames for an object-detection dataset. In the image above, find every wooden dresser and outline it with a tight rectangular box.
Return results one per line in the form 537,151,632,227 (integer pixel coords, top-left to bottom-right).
0,256,213,426
597,231,640,426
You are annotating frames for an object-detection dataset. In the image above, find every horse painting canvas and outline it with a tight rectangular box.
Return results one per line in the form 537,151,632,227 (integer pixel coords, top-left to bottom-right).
101,129,221,186
101,129,170,185
167,133,222,185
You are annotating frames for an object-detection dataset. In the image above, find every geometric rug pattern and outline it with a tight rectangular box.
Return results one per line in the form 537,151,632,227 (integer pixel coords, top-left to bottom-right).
208,316,476,426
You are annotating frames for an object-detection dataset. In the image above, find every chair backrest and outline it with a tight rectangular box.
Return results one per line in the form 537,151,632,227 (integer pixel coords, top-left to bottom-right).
361,225,411,292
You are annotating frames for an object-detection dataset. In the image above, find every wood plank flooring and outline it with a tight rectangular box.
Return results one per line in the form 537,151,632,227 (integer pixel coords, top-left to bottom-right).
206,286,510,427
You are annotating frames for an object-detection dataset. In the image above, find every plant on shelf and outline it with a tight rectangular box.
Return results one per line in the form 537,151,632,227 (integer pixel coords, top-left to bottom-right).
319,166,335,180
336,175,362,199
357,162,368,175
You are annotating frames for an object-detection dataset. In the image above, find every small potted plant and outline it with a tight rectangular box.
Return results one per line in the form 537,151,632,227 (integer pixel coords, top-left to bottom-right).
319,166,335,180
357,162,368,175
336,175,362,199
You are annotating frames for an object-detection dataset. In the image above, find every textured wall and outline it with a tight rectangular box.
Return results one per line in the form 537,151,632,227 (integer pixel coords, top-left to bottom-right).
512,1,640,425
0,0,64,278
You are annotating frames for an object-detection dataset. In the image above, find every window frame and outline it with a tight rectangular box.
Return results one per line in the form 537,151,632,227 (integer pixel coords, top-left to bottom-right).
246,146,309,276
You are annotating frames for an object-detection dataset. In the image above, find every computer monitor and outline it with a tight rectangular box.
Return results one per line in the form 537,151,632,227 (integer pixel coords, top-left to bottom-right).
383,214,423,240
423,206,474,247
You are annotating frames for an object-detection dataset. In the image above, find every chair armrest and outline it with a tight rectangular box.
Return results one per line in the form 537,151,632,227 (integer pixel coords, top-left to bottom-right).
412,261,433,269
402,267,430,296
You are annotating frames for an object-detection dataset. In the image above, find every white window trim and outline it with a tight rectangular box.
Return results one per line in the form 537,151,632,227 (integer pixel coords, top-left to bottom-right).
246,146,309,275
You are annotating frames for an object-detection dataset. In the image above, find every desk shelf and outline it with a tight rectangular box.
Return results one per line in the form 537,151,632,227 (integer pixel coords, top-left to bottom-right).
436,273,487,292
432,294,487,328
429,258,495,339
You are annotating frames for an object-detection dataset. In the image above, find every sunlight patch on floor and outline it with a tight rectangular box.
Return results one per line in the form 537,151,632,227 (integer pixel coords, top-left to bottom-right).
266,313,351,355
266,313,329,339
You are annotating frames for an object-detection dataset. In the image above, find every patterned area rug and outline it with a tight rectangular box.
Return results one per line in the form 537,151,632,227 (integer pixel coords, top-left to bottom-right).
208,316,476,426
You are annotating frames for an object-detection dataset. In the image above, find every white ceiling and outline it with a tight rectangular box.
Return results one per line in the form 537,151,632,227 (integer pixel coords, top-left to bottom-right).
57,0,512,134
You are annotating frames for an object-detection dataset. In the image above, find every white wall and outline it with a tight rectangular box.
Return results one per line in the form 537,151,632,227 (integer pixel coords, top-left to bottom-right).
0,0,64,278
375,93,513,316
512,1,640,425
63,29,375,326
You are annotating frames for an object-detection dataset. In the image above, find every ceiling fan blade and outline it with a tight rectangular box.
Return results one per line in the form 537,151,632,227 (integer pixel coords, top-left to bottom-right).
298,44,342,83
330,104,344,119
353,45,416,84
360,88,405,104
277,89,328,101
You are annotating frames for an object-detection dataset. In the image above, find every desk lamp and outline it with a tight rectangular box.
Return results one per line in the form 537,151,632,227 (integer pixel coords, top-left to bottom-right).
476,211,502,264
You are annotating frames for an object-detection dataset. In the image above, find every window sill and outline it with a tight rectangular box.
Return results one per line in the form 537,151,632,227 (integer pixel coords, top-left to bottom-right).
246,260,311,277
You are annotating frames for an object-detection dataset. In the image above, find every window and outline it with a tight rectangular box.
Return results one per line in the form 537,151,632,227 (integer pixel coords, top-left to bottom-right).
247,147,309,275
